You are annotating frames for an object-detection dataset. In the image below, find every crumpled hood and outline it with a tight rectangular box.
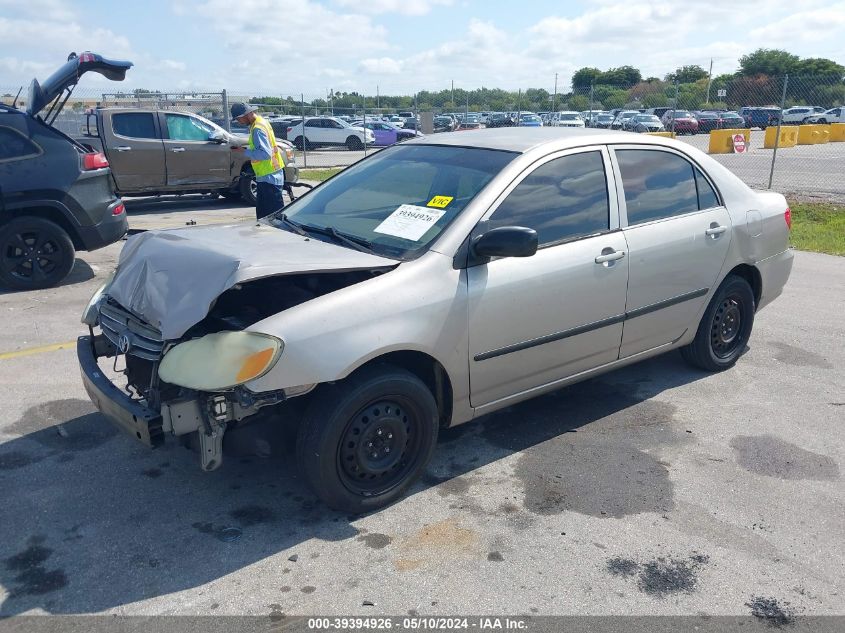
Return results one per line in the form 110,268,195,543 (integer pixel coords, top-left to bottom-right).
107,223,397,339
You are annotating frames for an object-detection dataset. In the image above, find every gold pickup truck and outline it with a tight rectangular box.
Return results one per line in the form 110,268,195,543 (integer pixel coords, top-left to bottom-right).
76,108,298,204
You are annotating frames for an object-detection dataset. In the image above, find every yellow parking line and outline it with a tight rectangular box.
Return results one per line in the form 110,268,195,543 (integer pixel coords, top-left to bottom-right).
0,340,77,360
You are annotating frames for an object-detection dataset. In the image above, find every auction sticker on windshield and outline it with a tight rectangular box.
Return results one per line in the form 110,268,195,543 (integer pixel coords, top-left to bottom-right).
427,195,454,209
374,204,446,241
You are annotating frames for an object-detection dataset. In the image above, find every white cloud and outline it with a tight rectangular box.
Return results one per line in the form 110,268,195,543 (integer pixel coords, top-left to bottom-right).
359,57,403,74
333,0,453,15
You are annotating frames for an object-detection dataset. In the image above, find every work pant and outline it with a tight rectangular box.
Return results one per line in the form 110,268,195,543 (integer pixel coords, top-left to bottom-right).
256,181,285,219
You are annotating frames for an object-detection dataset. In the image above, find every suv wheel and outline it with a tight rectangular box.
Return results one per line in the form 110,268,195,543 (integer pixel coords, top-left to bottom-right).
0,217,75,290
296,365,439,513
239,172,257,205
346,136,364,151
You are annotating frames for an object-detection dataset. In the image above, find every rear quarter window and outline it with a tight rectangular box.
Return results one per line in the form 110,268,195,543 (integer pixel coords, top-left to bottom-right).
0,126,41,162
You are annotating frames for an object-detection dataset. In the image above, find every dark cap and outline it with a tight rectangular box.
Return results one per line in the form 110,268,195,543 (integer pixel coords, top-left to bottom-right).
230,102,258,121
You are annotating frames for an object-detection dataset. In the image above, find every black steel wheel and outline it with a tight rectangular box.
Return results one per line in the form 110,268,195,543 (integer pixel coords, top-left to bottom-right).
346,135,364,151
681,274,755,372
0,217,75,290
296,365,439,513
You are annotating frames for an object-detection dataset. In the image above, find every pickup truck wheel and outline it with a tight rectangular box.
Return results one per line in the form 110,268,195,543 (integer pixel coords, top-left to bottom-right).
296,365,439,513
0,217,75,291
681,275,755,372
239,174,257,205
346,136,364,151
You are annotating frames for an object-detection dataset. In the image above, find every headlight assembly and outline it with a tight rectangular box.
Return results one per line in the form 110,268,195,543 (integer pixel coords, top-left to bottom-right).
158,331,283,391
80,271,115,325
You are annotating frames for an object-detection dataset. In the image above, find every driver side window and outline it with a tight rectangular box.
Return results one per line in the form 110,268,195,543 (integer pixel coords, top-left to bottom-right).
165,114,212,141
488,151,610,247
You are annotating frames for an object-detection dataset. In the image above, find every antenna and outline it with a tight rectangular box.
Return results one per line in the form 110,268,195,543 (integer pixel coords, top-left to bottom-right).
11,86,22,109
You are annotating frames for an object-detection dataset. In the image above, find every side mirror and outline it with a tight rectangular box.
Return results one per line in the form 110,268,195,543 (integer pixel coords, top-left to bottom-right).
208,130,227,144
470,226,538,264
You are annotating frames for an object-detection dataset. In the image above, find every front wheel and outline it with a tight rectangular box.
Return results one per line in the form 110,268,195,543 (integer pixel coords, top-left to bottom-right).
239,172,257,204
296,365,439,513
346,135,364,150
681,274,755,372
0,217,75,290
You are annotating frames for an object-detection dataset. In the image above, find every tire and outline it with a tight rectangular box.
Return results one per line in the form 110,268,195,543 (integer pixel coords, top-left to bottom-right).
346,136,364,150
296,365,439,513
239,173,257,205
0,217,75,290
681,274,755,372
293,136,304,150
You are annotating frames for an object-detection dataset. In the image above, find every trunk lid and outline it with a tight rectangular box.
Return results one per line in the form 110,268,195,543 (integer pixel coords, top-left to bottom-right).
27,52,133,117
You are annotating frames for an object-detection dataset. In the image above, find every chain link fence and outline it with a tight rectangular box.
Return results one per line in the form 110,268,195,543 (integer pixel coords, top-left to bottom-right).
2,76,843,197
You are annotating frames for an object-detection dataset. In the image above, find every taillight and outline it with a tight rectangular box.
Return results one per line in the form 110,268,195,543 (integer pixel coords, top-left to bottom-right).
112,203,125,216
83,152,109,170
287,127,293,133
784,207,792,230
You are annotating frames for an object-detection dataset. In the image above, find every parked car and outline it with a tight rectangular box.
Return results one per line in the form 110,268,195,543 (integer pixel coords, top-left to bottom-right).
0,52,130,290
550,111,585,128
458,114,483,130
267,117,298,140
627,114,665,133
359,121,423,146
806,107,845,124
611,110,639,130
718,112,747,129
77,108,298,205
286,116,374,150
518,113,543,127
433,116,457,133
591,113,616,129
780,106,826,124
486,113,514,128
661,110,699,135
738,107,781,129
78,128,793,513
646,107,673,119
694,111,723,133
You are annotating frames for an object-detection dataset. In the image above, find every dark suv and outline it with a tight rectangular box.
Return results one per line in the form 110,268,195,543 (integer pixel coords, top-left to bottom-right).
0,52,131,290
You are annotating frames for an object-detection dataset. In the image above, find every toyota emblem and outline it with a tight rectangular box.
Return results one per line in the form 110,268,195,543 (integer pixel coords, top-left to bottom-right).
117,333,132,354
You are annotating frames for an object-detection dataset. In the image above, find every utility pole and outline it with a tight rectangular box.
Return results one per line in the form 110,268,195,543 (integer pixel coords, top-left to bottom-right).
705,58,714,104
377,85,380,110
552,72,558,113
451,79,454,109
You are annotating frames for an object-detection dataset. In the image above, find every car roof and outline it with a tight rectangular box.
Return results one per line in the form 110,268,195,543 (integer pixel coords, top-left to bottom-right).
409,127,680,153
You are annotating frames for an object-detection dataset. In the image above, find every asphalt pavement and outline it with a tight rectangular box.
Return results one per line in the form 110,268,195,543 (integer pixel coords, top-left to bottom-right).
0,197,842,622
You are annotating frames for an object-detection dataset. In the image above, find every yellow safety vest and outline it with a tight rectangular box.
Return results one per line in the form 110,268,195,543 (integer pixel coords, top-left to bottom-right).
248,115,285,177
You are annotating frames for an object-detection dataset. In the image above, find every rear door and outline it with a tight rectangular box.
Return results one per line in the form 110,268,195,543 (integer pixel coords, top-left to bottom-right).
304,118,324,145
104,111,165,192
160,112,229,187
610,145,732,358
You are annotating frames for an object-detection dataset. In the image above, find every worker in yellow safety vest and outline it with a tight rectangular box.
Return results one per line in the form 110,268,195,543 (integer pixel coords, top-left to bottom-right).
230,102,286,219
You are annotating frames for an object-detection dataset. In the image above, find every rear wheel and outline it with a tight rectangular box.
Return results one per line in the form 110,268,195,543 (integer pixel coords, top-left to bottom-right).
346,135,364,150
239,171,257,205
296,365,439,513
0,217,75,290
681,275,755,372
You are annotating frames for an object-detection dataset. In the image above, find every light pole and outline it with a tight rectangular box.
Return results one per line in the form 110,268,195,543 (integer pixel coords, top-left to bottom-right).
552,72,558,113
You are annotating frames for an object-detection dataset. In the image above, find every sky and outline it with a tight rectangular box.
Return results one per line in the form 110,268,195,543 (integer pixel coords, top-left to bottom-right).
1,0,844,98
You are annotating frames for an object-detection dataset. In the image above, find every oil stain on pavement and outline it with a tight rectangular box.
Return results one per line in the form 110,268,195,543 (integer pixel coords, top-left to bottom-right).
357,533,392,549
730,435,840,480
3,536,68,598
9,399,116,452
769,342,833,369
746,596,799,627
606,553,709,598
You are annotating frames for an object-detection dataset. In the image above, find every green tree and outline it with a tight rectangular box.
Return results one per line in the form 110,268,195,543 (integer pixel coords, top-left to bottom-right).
793,57,845,79
738,49,799,77
567,95,589,111
666,65,708,84
600,66,642,88
572,67,603,89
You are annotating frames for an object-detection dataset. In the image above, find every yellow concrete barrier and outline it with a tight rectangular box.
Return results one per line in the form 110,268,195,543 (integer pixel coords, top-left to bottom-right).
645,131,676,138
708,129,751,154
829,123,845,142
764,125,799,149
797,124,830,145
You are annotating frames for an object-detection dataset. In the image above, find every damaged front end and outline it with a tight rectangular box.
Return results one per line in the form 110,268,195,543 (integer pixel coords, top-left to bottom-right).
78,268,391,471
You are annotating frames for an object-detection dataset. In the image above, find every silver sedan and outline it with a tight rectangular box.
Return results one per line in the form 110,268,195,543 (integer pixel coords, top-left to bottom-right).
78,128,794,512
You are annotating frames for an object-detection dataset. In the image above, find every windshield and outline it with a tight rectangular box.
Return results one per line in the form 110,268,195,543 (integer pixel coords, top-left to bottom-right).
597,114,614,121
521,115,541,122
672,111,693,118
561,114,580,120
278,145,516,260
697,113,717,119
635,115,659,122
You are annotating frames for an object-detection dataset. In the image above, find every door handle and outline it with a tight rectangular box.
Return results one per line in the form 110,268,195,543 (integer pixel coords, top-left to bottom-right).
114,146,132,152
170,147,186,153
705,225,728,237
595,250,626,264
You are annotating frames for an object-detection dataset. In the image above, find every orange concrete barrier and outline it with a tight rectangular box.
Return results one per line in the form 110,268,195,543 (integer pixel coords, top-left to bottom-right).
829,123,845,142
709,129,751,154
797,124,830,145
764,126,798,149
645,131,676,138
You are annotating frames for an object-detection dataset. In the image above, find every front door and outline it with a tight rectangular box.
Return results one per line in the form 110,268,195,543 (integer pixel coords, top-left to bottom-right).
106,112,166,192
467,147,629,409
611,146,733,358
161,113,229,188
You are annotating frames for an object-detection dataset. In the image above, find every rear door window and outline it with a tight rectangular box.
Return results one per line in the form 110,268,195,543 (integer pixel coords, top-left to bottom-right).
616,149,699,224
0,126,40,161
112,113,158,139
